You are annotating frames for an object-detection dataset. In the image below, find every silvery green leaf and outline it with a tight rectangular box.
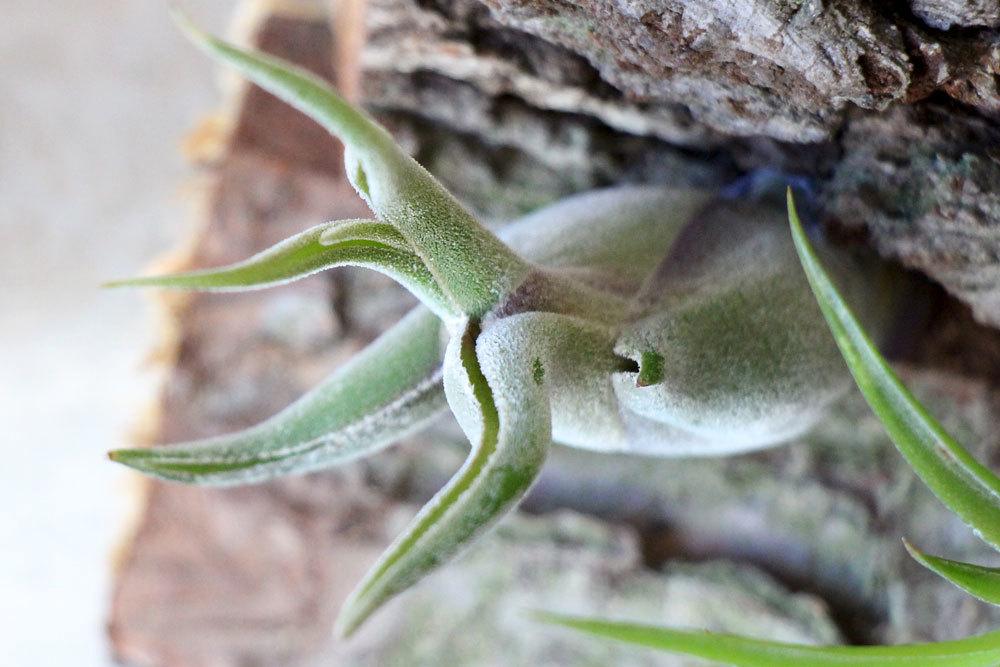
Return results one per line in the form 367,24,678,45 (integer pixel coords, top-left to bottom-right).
788,190,1000,551
535,613,1000,666
335,317,551,636
173,10,531,318
904,541,1000,606
106,219,455,318
108,308,446,484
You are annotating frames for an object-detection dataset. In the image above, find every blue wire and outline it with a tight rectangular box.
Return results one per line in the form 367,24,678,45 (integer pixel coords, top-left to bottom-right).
721,169,822,236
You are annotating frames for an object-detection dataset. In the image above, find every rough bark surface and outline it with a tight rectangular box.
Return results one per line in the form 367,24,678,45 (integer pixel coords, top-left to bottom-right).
110,0,1000,664
911,0,1000,30
366,0,999,142
364,0,1000,323
825,104,1000,327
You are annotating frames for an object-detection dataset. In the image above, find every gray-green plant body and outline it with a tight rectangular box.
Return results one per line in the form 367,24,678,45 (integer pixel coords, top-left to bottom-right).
108,13,886,636
533,192,1000,666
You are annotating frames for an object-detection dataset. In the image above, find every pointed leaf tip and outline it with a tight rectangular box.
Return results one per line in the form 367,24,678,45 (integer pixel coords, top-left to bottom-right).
106,307,447,486
100,220,456,318
904,539,1000,606
335,317,551,636
169,5,208,46
170,13,531,317
788,190,1000,552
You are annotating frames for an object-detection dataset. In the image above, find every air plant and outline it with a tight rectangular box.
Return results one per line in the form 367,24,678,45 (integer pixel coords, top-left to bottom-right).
534,193,1000,666
110,14,890,637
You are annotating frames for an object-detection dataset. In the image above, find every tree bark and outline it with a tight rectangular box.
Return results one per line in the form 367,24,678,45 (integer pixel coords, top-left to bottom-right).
364,0,1000,324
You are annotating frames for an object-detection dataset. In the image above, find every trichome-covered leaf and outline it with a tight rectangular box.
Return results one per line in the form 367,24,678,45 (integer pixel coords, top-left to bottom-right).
612,199,849,455
106,219,455,318
172,9,530,318
109,308,446,484
335,317,551,636
106,186,724,484
502,186,713,289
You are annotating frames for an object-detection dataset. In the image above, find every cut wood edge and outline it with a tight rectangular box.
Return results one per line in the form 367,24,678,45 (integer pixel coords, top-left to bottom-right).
108,0,359,580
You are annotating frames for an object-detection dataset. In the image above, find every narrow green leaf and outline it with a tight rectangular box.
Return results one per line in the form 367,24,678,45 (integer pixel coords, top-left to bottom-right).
172,9,531,317
787,189,1000,549
108,307,447,484
904,540,1000,606
105,219,455,318
535,613,1000,666
335,317,551,636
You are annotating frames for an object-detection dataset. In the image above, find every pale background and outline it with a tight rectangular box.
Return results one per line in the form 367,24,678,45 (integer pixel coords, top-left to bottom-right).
1,3,232,664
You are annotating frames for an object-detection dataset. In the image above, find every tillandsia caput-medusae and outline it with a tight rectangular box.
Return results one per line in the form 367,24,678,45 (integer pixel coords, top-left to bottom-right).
108,13,897,636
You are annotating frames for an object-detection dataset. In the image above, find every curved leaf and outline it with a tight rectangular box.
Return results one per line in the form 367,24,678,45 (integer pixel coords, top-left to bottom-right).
106,219,454,318
504,186,714,285
904,540,1000,606
788,189,1000,550
335,317,551,636
535,613,1000,666
172,9,531,318
106,185,703,486
108,307,447,485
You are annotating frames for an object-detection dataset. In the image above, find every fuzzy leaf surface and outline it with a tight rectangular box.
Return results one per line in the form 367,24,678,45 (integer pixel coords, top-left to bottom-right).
106,219,454,318
173,10,530,318
335,317,551,636
503,186,713,288
536,613,1000,666
788,190,1000,550
109,308,446,484
613,199,848,455
106,186,713,483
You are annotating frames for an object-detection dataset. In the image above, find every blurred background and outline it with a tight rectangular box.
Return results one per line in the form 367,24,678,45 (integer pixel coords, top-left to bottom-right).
1,3,229,664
